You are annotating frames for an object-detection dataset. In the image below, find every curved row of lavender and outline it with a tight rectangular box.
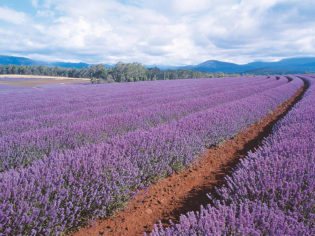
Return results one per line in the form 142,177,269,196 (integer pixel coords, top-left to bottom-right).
0,76,303,235
0,77,278,132
0,77,269,121
150,75,314,235
0,77,288,172
0,77,279,134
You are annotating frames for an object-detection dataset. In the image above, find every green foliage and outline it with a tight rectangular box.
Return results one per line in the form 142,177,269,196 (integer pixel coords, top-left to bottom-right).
0,63,240,83
109,62,148,82
90,78,104,84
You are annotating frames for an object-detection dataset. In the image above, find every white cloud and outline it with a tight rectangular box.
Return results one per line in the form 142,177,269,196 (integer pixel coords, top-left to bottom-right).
31,0,39,8
172,0,212,14
0,7,29,24
0,0,315,65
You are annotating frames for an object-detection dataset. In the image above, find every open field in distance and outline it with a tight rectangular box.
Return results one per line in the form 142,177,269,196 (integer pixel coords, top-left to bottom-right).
0,74,90,88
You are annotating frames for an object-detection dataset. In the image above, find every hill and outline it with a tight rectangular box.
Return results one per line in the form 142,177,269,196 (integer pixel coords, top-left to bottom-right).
184,57,315,74
1,55,315,74
0,55,89,69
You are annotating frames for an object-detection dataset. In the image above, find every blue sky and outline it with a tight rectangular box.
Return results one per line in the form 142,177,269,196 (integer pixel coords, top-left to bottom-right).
0,0,314,65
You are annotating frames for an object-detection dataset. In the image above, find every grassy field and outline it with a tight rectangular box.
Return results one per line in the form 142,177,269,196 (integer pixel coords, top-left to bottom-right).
0,74,90,80
0,74,90,87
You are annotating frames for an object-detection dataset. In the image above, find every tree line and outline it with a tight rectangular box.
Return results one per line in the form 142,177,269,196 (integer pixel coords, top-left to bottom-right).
0,63,237,83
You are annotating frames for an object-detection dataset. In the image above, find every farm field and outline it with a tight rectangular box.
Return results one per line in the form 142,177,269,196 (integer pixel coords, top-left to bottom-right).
0,75,313,235
0,75,89,89
151,74,315,236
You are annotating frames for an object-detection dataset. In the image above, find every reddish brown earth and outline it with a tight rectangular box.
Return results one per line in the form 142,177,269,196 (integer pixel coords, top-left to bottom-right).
72,85,305,236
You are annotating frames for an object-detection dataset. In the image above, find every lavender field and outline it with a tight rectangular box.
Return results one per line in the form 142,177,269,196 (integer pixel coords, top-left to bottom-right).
0,75,311,235
151,75,314,235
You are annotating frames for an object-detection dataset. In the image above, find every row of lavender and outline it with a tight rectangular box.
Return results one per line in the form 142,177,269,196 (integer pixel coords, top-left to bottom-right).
0,77,303,235
1,77,281,136
151,75,314,235
0,77,287,172
0,77,268,121
0,77,279,135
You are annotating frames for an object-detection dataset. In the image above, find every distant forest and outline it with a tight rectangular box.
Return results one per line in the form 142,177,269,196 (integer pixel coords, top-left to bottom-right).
0,63,237,83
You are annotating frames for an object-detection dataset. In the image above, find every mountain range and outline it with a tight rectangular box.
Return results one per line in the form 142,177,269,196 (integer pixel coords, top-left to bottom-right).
0,55,89,69
1,55,315,74
182,57,315,74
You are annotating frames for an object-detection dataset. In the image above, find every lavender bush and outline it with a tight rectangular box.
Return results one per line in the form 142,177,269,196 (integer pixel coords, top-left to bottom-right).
0,76,303,235
151,201,308,235
0,78,288,172
151,75,314,235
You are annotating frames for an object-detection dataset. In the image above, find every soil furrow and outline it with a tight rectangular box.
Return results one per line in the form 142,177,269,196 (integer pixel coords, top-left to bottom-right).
72,83,306,236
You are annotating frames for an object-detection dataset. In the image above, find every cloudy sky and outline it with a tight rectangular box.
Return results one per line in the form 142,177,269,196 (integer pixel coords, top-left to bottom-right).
0,0,314,65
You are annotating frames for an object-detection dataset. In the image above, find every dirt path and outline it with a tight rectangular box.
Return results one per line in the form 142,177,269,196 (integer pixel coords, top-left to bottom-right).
72,85,305,236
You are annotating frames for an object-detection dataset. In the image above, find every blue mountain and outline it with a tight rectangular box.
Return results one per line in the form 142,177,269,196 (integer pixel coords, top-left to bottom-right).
0,55,89,69
1,55,315,74
185,57,315,74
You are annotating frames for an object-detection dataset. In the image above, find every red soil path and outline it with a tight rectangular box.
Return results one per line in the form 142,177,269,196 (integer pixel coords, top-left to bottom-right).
72,85,305,236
